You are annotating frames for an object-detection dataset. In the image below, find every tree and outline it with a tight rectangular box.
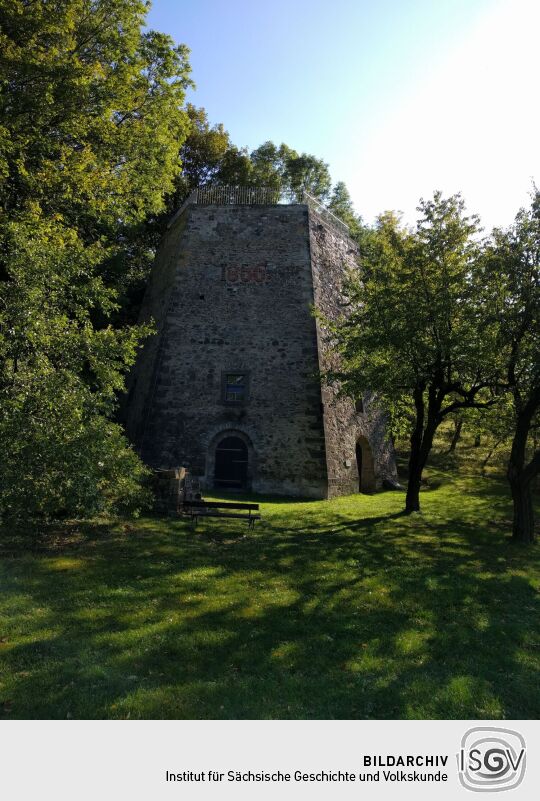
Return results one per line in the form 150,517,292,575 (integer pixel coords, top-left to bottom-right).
248,141,332,201
446,415,464,453
483,193,540,542
0,0,192,521
0,0,191,236
283,151,332,202
332,194,500,513
328,181,363,236
178,105,234,189
173,128,334,203
171,108,353,216
248,141,288,192
0,216,153,519
173,105,252,201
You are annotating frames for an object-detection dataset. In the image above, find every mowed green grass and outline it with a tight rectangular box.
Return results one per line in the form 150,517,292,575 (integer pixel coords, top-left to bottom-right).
0,470,538,719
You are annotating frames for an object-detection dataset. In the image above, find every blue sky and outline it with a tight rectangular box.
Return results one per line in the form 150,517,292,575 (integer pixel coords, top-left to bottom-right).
147,0,539,230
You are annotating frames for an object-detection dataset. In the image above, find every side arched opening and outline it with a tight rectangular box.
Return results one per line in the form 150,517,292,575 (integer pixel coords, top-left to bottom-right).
355,436,376,493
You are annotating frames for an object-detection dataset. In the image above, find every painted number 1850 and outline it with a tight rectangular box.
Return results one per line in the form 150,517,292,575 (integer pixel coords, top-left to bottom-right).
221,265,268,283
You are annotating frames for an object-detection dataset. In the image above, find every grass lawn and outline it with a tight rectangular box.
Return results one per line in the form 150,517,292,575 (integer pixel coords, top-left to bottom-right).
0,468,538,719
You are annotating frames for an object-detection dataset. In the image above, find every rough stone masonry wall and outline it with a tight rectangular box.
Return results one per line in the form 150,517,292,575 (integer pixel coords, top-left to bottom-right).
309,209,397,495
126,203,329,498
124,211,190,443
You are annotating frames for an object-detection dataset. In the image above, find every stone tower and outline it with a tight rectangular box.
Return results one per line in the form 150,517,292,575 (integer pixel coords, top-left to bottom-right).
125,190,397,498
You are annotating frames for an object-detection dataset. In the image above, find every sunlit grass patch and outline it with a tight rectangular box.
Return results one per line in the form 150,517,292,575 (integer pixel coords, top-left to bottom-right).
0,468,538,719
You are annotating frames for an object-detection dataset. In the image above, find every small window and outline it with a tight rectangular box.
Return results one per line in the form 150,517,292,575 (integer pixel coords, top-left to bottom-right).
222,372,249,404
355,397,364,413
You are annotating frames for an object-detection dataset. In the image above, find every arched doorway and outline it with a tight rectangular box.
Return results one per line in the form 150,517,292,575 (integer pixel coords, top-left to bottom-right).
355,436,376,492
214,436,249,490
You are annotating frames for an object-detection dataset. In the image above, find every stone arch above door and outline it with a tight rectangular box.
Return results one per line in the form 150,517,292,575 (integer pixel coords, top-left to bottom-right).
206,428,255,491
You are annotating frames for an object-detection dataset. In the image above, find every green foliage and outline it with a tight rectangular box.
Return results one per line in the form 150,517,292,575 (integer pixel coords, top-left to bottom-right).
481,191,540,541
281,149,332,202
1,387,152,520
464,399,515,455
336,195,491,415
174,104,251,199
327,181,362,234
172,116,336,204
0,0,191,228
485,191,540,427
0,0,192,522
0,215,153,520
332,193,501,511
248,141,286,192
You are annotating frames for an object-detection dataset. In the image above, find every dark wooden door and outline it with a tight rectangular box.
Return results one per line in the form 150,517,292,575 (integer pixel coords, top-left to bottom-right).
214,436,248,489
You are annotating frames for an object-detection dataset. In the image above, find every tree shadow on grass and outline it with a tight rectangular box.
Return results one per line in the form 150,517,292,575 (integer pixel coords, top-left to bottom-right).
0,482,538,719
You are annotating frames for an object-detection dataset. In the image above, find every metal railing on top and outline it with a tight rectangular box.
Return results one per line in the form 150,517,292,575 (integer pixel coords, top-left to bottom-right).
193,185,282,206
301,190,351,237
168,186,351,237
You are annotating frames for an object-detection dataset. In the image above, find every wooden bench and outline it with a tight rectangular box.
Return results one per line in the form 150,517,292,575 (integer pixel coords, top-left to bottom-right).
182,500,261,529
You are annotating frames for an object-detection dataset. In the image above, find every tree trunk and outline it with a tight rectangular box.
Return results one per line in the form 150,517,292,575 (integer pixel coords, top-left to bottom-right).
509,475,535,543
405,385,438,513
405,456,423,512
481,439,502,474
507,399,538,544
448,418,463,453
406,385,425,513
